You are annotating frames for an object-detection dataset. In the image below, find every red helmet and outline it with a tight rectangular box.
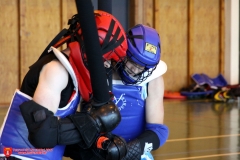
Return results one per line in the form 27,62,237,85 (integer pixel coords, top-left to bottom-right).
54,10,127,101
71,10,127,63
94,10,127,62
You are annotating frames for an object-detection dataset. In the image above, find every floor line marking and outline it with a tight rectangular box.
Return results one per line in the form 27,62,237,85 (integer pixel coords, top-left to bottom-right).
167,134,240,142
165,152,240,160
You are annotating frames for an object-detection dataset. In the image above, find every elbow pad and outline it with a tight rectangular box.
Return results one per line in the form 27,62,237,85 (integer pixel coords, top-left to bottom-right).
20,100,82,148
20,100,121,149
145,123,169,147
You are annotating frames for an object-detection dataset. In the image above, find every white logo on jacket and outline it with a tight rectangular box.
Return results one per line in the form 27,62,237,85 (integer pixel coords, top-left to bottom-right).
113,93,126,111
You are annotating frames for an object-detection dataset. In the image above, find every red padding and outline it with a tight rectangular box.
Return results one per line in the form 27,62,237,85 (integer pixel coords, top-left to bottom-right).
69,42,92,101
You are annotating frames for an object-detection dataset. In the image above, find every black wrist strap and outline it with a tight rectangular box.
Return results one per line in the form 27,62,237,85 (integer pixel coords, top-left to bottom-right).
138,130,160,151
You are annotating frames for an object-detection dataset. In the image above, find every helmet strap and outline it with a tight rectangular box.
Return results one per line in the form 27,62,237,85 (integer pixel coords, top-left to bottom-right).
101,19,125,54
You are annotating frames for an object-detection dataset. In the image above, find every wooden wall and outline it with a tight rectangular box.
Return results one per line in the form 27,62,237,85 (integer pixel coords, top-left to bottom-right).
0,0,76,105
0,0,225,104
0,0,19,105
131,0,224,91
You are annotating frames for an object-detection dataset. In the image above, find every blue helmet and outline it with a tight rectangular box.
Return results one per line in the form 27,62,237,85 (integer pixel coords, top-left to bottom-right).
118,24,161,84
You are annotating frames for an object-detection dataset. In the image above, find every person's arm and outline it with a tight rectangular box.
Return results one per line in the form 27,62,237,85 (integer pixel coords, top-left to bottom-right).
19,60,121,149
145,76,164,124
145,75,169,147
33,60,68,114
122,76,169,160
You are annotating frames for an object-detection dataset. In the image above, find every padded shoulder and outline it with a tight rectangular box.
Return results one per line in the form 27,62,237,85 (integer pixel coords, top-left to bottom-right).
50,47,78,91
140,60,167,86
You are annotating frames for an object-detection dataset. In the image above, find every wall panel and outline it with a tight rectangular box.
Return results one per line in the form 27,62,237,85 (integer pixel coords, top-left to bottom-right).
143,0,154,27
20,0,61,82
61,0,76,49
0,0,19,104
155,0,188,91
133,0,153,27
133,0,144,25
220,0,225,74
61,0,77,29
190,0,220,77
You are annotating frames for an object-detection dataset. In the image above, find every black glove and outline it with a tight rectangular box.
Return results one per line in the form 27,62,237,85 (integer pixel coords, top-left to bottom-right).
80,100,121,132
69,100,121,149
64,133,127,160
94,133,127,160
122,139,142,160
19,100,121,149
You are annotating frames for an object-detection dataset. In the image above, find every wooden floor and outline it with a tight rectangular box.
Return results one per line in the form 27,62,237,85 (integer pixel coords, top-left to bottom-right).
0,99,239,160
152,99,240,160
